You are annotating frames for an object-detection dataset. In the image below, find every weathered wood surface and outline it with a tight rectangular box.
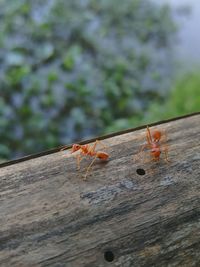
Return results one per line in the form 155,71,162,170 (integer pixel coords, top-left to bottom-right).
0,114,200,267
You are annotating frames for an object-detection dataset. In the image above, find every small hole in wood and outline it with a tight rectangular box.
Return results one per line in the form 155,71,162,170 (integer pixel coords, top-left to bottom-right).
104,250,114,262
136,168,145,175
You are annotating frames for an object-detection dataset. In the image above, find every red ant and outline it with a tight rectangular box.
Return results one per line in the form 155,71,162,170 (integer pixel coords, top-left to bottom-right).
135,126,170,163
68,140,109,180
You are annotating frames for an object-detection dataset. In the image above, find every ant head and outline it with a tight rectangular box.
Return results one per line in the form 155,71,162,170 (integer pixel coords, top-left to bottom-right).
71,144,81,153
152,130,161,142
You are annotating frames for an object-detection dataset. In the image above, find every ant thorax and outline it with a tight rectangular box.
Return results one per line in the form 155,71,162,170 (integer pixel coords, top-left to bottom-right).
151,142,160,149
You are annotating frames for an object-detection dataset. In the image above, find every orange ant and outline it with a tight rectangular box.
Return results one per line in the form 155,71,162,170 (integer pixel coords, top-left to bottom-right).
68,140,109,180
135,126,170,163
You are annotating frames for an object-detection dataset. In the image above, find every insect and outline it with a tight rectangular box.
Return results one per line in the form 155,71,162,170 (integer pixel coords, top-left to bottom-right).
68,140,109,180
135,126,170,163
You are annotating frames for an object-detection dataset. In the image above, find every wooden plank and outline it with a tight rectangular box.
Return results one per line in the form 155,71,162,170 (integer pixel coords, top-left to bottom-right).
0,114,200,267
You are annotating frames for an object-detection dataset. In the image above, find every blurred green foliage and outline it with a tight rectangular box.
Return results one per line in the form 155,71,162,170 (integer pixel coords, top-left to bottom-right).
143,71,200,122
0,0,177,160
105,71,200,132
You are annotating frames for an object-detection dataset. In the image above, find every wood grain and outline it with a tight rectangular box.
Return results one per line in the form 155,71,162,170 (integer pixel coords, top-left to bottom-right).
0,114,200,267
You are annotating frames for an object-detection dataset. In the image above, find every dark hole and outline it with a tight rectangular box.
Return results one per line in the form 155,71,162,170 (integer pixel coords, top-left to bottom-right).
136,168,145,175
104,250,114,262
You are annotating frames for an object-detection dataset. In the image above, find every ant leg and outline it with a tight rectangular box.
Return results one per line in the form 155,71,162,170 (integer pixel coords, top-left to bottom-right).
89,140,107,154
146,126,152,144
163,145,170,163
95,140,108,150
134,144,150,162
160,130,170,163
161,129,168,143
76,154,84,170
139,144,151,153
134,127,152,163
87,140,98,154
143,153,157,164
83,155,98,180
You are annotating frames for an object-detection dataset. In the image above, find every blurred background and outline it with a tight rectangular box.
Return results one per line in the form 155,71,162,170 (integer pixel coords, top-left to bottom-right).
0,0,199,162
